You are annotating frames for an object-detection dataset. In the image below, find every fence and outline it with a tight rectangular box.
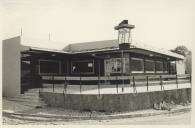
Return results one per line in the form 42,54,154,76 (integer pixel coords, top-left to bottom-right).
39,74,191,95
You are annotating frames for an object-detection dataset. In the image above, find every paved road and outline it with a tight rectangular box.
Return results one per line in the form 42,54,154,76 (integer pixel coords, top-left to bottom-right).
3,111,191,125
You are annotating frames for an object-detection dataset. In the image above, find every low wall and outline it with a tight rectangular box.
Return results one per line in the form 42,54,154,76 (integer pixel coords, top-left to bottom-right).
40,88,191,112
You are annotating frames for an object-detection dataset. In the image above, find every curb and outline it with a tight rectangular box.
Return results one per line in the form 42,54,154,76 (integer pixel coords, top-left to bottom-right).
3,107,191,121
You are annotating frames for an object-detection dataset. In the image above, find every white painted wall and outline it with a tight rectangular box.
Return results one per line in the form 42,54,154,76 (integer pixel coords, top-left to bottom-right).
176,60,185,75
2,36,28,97
3,36,21,97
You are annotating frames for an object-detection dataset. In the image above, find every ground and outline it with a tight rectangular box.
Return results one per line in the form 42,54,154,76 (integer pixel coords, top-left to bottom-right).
3,111,191,125
2,97,191,125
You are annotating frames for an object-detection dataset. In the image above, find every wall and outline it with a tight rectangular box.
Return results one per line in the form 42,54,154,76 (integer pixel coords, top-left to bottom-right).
176,60,185,74
2,36,28,97
40,88,191,112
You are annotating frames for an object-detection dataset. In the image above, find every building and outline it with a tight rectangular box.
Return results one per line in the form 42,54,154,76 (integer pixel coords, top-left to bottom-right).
3,20,186,97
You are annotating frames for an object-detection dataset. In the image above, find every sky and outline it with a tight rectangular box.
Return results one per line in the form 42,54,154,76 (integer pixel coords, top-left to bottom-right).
1,0,195,50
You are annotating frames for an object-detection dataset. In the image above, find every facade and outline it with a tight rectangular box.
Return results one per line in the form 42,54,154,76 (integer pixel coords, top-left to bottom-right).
3,20,185,96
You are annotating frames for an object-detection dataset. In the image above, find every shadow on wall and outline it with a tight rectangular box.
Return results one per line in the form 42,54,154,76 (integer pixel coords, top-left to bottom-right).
40,88,191,112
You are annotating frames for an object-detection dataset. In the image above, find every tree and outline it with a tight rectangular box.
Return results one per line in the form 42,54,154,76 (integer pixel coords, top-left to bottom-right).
171,45,191,74
171,45,190,57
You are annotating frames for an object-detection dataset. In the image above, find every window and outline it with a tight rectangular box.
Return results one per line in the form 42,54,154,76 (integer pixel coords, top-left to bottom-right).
71,60,94,74
111,58,122,73
145,60,155,73
104,57,129,75
170,61,176,74
163,62,168,73
155,61,163,73
131,58,144,73
39,60,60,74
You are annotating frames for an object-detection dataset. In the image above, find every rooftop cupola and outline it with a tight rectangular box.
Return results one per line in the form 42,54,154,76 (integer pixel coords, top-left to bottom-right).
115,20,135,49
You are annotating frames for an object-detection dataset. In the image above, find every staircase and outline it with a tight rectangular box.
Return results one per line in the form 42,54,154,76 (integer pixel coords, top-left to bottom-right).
6,88,47,108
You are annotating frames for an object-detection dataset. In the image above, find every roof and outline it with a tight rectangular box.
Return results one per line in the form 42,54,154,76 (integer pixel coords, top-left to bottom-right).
63,40,119,53
62,40,184,59
114,20,135,30
131,41,184,59
20,36,184,60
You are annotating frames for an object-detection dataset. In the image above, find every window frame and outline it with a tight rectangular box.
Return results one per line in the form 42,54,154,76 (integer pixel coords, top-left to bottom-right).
131,57,144,73
38,59,61,75
145,59,155,73
155,61,164,73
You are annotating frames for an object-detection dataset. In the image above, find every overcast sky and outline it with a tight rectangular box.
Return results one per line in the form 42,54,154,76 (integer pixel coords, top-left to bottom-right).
1,0,195,50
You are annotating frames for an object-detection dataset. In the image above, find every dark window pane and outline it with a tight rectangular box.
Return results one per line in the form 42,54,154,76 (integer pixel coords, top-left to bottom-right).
170,62,176,74
40,60,59,74
163,62,168,72
155,61,163,71
145,60,155,72
131,58,144,72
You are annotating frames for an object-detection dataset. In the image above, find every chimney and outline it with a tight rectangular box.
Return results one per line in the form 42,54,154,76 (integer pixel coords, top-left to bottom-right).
115,20,135,50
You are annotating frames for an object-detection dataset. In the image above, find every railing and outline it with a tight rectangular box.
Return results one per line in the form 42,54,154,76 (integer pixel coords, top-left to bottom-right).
39,74,191,95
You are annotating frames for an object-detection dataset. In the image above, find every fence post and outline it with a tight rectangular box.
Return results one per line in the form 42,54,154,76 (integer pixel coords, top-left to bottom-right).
39,86,41,94
64,76,67,94
80,76,82,94
176,74,178,88
132,76,138,95
116,76,118,94
98,75,100,96
52,76,54,92
190,74,192,87
39,76,41,94
160,75,163,91
146,76,149,91
133,76,135,91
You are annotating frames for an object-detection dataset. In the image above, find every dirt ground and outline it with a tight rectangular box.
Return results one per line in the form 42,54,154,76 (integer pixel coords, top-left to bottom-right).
3,111,191,125
2,96,191,125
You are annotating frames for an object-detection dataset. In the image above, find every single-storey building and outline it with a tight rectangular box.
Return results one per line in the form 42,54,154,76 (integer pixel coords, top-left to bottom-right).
3,20,185,96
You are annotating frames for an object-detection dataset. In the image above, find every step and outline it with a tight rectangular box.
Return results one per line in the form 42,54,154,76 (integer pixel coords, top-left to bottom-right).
14,95,40,100
6,97,44,103
6,98,47,107
27,89,40,93
11,94,43,99
24,92,40,96
14,101,47,108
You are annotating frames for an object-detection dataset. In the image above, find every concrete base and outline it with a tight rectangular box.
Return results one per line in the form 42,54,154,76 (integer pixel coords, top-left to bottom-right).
40,88,191,112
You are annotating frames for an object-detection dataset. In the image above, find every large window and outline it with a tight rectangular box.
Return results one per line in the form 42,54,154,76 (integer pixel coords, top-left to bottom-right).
170,61,176,74
110,58,123,73
145,60,155,73
131,58,144,73
104,57,129,76
155,61,163,73
39,60,60,74
71,60,94,74
105,58,122,75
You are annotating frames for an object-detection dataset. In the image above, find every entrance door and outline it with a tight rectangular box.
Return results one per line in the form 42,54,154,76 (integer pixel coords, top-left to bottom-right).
104,59,111,76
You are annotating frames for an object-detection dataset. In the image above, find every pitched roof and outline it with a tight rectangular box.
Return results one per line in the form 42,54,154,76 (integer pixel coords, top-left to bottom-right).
62,39,184,59
20,36,184,59
63,40,119,52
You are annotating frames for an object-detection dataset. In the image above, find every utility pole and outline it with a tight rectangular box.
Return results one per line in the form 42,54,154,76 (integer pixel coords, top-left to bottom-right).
49,33,51,41
20,28,23,36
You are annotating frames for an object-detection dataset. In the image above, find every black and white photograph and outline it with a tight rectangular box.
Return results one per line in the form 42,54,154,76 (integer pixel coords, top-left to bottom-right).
0,0,194,126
